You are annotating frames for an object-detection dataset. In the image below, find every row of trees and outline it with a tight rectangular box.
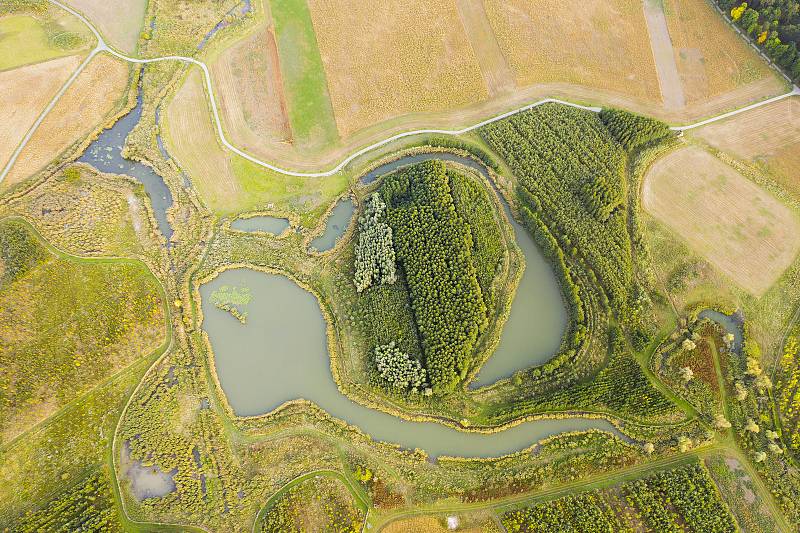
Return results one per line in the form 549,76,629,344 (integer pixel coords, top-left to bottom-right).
722,0,800,80
380,161,488,390
353,193,397,292
479,104,634,309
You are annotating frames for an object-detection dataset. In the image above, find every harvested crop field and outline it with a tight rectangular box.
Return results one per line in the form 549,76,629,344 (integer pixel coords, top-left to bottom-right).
484,0,660,102
691,98,800,199
210,23,291,160
663,0,785,110
306,0,488,137
64,0,147,54
0,55,82,176
643,145,800,295
4,53,130,187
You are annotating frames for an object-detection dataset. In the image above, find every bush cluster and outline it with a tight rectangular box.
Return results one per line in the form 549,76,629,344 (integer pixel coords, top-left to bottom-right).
353,193,396,292
374,342,428,392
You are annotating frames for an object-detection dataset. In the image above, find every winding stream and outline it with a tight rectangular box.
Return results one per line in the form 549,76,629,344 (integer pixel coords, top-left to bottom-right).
200,155,614,459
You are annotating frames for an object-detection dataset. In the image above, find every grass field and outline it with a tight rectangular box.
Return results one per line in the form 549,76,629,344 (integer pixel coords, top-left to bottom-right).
209,21,291,160
4,53,130,187
0,12,92,71
64,0,147,54
0,218,165,443
306,0,488,138
663,0,785,108
691,98,800,199
643,145,800,296
0,54,81,176
269,0,338,150
483,0,660,102
165,68,347,218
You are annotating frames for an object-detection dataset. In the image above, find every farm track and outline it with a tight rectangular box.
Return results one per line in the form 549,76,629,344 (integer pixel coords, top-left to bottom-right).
1,0,797,184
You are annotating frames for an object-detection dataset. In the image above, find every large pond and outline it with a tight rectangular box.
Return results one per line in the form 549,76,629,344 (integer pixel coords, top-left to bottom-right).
360,153,567,386
201,269,620,458
79,82,174,241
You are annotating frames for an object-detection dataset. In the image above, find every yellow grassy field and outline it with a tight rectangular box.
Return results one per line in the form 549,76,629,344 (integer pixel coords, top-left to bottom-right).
484,0,660,102
0,55,82,176
691,98,800,199
381,515,501,533
4,53,130,187
64,0,147,54
210,22,291,160
643,145,800,296
663,0,784,107
306,0,488,138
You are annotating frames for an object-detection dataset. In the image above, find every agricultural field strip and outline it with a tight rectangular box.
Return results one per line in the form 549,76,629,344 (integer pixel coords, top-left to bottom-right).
2,0,796,184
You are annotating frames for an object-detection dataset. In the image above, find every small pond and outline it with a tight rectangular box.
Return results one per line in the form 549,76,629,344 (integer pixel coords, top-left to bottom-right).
121,441,176,501
231,216,290,235
699,309,743,354
200,269,621,458
309,198,354,252
79,81,174,241
359,152,567,386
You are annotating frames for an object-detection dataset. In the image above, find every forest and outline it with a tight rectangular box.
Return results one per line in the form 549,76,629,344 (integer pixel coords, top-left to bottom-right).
719,0,800,80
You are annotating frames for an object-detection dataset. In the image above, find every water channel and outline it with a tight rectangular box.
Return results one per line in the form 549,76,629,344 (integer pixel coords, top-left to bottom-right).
309,198,355,252
200,154,615,459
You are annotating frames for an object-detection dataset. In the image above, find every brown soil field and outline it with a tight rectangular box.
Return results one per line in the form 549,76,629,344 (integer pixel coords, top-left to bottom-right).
691,98,800,199
455,0,515,97
209,23,291,161
643,145,800,296
306,0,488,138
663,0,785,106
0,55,82,175
64,0,147,54
484,0,660,102
166,68,241,207
4,53,129,188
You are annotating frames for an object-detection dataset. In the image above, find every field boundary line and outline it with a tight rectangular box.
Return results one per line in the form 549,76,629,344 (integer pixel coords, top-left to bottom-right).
3,0,797,183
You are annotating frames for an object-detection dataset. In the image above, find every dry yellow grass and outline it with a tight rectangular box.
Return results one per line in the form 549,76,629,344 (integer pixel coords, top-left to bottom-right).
381,515,500,533
663,0,784,106
484,0,660,102
643,145,800,295
166,68,241,207
306,0,488,137
210,23,291,160
64,0,147,54
691,98,800,199
0,55,81,175
4,53,130,187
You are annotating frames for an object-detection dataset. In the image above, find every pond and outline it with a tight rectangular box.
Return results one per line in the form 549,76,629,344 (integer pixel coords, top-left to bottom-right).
231,216,290,235
359,152,567,386
121,441,176,501
699,309,743,354
309,198,354,252
78,80,174,241
200,268,621,458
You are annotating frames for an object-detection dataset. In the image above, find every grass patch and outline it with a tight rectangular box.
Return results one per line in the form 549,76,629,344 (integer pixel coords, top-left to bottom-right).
0,13,90,70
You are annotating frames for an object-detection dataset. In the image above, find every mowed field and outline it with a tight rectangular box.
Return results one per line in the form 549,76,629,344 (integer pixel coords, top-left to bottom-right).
643,145,800,296
64,0,147,54
306,0,488,137
4,53,130,187
662,0,785,114
0,55,82,176
165,68,347,217
209,22,291,161
484,0,660,102
691,98,800,199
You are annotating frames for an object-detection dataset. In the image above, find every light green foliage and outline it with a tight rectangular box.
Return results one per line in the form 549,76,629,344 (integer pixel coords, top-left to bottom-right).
0,12,88,70
480,104,632,307
211,284,252,307
374,342,427,392
0,220,165,437
599,108,673,152
13,470,120,532
260,476,363,533
354,193,396,292
381,161,488,390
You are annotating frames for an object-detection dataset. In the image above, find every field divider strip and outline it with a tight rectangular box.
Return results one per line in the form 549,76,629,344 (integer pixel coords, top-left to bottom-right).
4,0,797,183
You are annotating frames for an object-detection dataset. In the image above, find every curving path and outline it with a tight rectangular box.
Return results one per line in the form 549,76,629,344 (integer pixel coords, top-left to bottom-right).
1,0,797,184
